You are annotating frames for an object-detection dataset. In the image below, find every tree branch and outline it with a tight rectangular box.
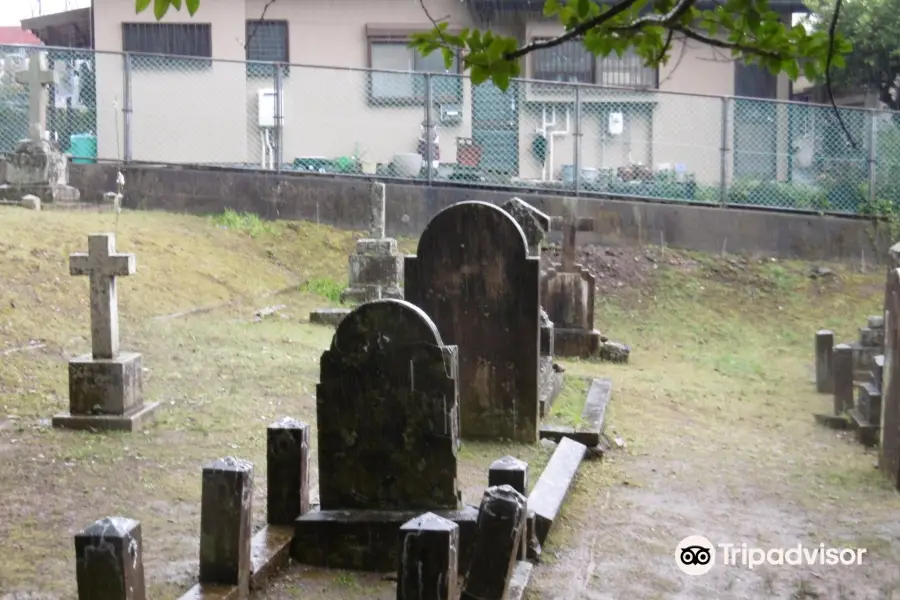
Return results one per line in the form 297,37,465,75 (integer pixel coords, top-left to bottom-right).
245,0,278,50
825,0,857,149
505,0,646,60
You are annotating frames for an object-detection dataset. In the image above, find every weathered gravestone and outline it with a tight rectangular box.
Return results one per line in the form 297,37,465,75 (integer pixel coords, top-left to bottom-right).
53,233,160,431
292,299,478,571
405,201,541,442
340,181,404,304
501,197,563,417
881,266,900,488
74,517,146,600
543,199,603,358
0,51,80,205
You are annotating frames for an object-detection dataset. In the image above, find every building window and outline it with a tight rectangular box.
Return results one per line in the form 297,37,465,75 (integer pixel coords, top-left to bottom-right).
532,38,594,83
531,38,657,88
246,20,289,77
367,36,461,105
122,23,212,69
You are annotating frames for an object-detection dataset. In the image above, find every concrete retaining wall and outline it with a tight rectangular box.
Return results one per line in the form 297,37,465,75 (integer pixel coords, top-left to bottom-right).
70,162,892,264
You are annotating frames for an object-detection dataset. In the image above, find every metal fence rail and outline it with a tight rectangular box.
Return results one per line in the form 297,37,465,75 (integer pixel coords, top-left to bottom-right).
1,42,899,216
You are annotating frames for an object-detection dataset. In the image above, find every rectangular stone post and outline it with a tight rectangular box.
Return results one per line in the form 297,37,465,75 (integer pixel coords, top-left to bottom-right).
266,417,310,525
488,456,528,494
833,343,854,415
461,485,527,600
199,457,253,595
397,512,459,600
489,456,529,561
75,517,146,600
816,330,834,393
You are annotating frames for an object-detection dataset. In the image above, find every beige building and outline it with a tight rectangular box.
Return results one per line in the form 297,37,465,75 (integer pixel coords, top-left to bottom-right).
23,0,806,185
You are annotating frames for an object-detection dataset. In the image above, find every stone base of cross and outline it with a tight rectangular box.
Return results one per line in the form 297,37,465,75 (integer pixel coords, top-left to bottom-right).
52,233,160,433
549,214,595,273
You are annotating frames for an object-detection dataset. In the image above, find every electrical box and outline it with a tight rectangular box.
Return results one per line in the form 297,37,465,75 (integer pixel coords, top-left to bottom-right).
439,103,462,125
258,89,284,128
608,112,624,136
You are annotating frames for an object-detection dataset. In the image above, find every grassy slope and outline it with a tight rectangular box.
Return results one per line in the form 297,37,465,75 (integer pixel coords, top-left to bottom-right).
0,206,893,599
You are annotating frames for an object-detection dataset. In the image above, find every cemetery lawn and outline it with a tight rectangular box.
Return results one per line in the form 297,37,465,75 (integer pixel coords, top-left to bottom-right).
0,206,895,599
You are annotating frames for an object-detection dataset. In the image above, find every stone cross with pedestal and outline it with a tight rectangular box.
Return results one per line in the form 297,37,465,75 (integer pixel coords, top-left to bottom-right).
0,51,80,208
52,233,160,432
340,181,404,304
541,201,602,358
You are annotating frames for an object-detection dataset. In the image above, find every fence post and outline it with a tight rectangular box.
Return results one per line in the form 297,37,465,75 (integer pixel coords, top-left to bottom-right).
574,85,582,196
718,95,729,206
123,52,133,162
868,109,878,204
274,63,284,173
425,73,434,185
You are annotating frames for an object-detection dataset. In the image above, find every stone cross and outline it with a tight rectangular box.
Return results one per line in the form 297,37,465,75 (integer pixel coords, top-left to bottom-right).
15,52,56,142
369,181,386,239
70,234,137,360
550,201,594,272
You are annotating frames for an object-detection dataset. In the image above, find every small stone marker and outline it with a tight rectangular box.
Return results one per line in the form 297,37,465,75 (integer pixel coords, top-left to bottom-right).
199,457,253,593
53,233,159,432
461,485,527,600
815,331,834,394
489,456,528,494
501,197,551,257
75,517,145,600
833,343,854,415
266,418,310,525
397,512,459,600
405,201,541,442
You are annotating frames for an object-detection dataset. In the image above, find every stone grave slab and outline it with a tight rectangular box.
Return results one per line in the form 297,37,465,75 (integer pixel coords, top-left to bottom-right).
53,233,160,432
539,377,612,449
815,329,834,394
405,201,541,442
293,299,478,571
528,437,588,544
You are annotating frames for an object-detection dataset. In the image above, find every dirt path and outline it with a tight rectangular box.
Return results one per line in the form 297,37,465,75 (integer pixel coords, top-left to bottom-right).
528,393,900,600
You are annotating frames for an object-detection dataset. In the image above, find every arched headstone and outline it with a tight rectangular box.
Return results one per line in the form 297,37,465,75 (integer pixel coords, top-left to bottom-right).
317,299,461,511
405,201,541,442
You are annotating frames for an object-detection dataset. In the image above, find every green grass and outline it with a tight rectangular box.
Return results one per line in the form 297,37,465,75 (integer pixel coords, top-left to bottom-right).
305,276,344,303
211,208,275,238
546,376,590,427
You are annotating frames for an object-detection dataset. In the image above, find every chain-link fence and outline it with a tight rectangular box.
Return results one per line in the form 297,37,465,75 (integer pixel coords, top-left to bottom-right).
2,42,900,215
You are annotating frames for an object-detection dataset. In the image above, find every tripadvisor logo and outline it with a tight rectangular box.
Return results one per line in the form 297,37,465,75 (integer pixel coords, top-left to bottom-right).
676,536,867,575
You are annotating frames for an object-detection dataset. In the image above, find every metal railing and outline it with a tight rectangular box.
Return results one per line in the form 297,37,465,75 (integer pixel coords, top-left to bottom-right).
1,42,899,216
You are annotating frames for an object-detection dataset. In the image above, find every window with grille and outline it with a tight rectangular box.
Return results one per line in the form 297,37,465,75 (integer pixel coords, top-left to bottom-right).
246,20,289,77
368,38,461,105
122,23,212,69
531,38,657,88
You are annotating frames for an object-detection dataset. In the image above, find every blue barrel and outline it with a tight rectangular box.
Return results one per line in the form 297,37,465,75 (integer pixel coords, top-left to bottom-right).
69,133,97,164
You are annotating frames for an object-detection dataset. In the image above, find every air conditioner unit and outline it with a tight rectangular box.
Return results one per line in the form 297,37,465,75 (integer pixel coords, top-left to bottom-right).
258,88,284,128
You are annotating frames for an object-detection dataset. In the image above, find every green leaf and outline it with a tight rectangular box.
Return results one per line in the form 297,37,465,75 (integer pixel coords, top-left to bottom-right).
153,0,169,20
441,47,454,70
185,0,199,14
543,0,560,16
493,70,511,91
576,0,591,18
136,0,152,13
170,0,182,8
470,64,489,85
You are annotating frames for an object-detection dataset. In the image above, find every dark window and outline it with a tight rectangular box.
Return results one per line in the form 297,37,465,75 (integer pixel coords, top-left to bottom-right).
531,38,657,88
122,23,212,69
367,38,461,105
532,38,594,84
246,20,289,77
